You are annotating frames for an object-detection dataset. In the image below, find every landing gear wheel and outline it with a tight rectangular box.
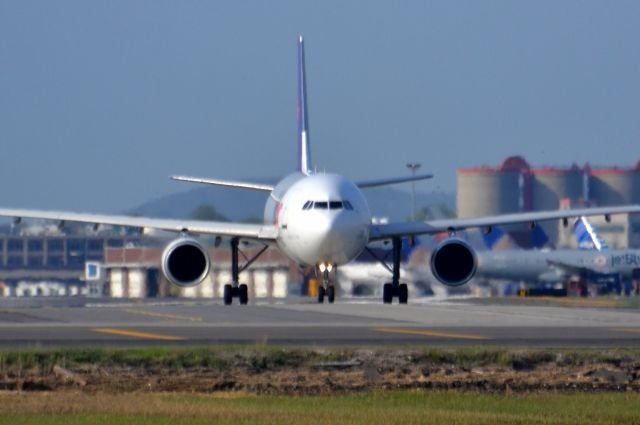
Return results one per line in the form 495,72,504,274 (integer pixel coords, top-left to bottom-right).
327,285,335,304
398,283,408,304
239,284,249,305
383,283,393,304
317,286,326,303
223,284,233,305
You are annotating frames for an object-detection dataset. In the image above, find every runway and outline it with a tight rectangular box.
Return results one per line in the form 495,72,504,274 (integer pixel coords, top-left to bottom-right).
0,297,639,347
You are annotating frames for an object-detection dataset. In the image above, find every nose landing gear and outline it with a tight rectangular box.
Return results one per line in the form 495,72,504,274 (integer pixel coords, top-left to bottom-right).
316,265,336,304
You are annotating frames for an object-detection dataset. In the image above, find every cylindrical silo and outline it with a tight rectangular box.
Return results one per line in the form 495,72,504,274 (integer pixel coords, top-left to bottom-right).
589,168,640,206
456,168,521,218
530,167,584,245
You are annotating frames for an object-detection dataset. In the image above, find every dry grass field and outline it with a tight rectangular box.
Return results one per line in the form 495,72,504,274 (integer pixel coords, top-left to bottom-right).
0,346,637,424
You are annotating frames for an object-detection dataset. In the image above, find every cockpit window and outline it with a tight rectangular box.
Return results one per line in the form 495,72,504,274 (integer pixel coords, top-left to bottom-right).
304,200,353,211
302,201,353,211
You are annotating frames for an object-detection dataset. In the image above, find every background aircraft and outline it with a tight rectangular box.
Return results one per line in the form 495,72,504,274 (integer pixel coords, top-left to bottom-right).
476,217,640,290
0,37,638,305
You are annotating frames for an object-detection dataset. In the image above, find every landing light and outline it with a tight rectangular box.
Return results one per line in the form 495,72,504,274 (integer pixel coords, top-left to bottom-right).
318,262,333,273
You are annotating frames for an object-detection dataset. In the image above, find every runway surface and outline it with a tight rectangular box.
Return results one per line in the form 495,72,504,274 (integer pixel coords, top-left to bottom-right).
0,297,639,347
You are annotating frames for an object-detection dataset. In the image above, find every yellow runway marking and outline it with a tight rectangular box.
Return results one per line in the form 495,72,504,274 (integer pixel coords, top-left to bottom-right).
610,328,640,334
121,308,202,322
524,297,620,308
373,327,490,341
93,327,185,341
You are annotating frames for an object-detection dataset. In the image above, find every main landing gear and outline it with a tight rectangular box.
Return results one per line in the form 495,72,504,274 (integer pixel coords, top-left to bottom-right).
223,238,268,306
368,237,409,305
316,265,336,304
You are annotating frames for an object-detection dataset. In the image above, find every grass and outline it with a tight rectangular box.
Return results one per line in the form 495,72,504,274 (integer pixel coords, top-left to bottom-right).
0,346,638,424
0,346,234,372
0,391,638,425
0,345,639,372
412,346,640,369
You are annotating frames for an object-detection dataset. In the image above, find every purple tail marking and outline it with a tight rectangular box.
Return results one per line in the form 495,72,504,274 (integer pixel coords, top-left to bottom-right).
297,35,311,174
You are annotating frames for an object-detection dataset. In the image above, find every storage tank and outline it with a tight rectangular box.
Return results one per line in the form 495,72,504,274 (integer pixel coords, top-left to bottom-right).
531,167,584,210
456,168,521,218
530,166,584,245
589,164,640,206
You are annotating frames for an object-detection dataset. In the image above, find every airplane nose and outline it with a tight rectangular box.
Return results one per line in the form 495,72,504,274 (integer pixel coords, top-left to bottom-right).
315,212,346,241
311,212,361,261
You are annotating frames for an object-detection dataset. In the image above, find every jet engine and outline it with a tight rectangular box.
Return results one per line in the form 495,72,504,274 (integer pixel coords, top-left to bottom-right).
430,238,477,287
161,238,210,287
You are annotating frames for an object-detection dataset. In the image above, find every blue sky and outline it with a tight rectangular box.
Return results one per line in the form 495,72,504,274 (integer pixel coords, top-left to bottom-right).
1,1,639,212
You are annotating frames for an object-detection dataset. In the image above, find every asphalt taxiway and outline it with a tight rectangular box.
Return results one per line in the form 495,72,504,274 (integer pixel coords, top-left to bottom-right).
0,297,639,347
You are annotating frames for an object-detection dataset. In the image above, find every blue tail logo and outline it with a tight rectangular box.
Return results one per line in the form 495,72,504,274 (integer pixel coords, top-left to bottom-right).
574,216,608,251
482,225,551,250
530,225,551,250
481,227,512,250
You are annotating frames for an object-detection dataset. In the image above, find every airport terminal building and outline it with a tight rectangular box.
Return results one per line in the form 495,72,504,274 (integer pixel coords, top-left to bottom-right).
0,230,298,299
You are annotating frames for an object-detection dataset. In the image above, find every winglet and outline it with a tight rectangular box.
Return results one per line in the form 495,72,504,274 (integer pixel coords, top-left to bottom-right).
297,35,311,175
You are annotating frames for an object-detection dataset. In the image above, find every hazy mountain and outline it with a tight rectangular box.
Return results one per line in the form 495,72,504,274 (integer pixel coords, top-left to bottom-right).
129,182,454,222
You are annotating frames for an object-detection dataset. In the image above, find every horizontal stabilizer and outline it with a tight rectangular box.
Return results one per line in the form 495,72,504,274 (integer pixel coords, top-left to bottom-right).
171,175,274,192
356,173,433,189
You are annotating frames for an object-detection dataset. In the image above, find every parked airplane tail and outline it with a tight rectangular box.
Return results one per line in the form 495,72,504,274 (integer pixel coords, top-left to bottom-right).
297,35,311,175
481,227,511,250
531,224,551,249
574,216,609,251
482,224,551,250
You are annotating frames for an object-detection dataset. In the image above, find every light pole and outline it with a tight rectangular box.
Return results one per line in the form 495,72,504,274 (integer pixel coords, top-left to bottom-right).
406,162,421,221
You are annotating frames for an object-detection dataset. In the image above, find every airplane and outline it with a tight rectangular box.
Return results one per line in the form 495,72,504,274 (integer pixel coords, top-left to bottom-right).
1,36,640,305
475,217,640,287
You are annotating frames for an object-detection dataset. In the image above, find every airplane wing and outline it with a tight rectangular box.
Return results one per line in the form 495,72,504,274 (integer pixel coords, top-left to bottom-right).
171,175,274,192
0,208,278,241
369,205,640,241
356,174,433,189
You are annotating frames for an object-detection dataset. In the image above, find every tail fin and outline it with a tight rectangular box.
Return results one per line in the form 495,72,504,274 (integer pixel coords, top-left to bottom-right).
574,216,609,251
482,227,512,250
531,225,552,249
297,36,311,175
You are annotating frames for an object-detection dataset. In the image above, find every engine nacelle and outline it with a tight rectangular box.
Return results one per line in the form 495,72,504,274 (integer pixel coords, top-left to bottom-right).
430,238,477,287
161,238,210,287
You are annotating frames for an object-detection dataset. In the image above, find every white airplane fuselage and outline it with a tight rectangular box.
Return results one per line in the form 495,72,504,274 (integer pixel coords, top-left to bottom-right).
264,173,372,267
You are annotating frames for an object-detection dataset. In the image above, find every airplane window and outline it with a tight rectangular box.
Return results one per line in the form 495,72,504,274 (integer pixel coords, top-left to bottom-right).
344,201,354,210
329,201,343,210
302,201,312,210
314,202,328,209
